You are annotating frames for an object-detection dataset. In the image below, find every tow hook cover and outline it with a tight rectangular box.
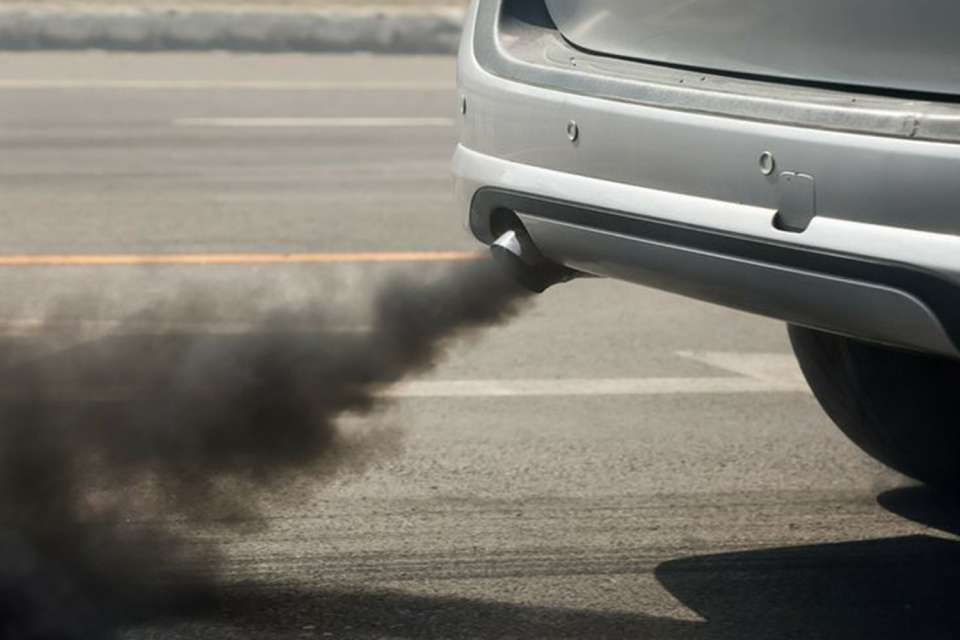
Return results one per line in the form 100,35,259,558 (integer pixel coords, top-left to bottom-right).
774,172,816,233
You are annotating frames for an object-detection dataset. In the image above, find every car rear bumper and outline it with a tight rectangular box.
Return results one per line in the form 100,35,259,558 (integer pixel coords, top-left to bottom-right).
454,0,960,358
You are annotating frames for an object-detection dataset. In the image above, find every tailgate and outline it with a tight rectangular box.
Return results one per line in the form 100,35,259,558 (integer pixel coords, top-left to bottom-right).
544,0,960,97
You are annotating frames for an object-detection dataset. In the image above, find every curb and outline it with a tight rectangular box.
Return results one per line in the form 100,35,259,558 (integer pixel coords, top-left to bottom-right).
0,5,465,53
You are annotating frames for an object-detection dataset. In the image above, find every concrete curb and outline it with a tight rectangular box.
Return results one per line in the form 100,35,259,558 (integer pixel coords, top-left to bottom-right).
0,5,464,53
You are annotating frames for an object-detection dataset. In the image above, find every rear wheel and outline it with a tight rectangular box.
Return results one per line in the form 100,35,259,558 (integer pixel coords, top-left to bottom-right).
788,325,960,489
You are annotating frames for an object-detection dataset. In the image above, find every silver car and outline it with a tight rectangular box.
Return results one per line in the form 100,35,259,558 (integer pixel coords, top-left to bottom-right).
454,0,960,488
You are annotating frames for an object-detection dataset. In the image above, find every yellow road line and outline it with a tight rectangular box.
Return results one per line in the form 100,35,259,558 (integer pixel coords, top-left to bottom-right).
174,117,457,128
0,80,452,91
0,251,479,267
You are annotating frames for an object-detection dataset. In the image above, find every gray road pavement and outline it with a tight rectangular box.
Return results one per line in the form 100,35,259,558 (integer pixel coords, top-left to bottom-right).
1,53,958,640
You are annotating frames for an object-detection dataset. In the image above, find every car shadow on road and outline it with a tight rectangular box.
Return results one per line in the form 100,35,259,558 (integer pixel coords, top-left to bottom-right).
655,486,960,640
656,534,960,640
877,485,960,537
172,586,705,639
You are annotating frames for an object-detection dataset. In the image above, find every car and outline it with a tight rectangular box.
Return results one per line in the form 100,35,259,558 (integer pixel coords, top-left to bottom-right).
453,0,960,488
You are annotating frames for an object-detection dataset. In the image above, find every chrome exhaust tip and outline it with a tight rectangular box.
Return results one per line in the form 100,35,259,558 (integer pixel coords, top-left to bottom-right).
490,228,579,294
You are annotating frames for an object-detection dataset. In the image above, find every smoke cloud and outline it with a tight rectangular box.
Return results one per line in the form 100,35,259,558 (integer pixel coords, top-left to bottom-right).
0,258,530,639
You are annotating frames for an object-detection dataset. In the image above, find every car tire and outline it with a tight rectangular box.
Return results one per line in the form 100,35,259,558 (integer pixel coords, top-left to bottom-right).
788,325,960,489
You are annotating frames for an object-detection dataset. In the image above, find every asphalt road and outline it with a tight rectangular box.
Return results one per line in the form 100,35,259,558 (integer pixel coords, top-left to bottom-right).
1,53,958,640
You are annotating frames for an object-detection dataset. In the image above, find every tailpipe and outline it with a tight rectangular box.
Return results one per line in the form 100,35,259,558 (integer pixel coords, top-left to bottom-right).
490,227,580,294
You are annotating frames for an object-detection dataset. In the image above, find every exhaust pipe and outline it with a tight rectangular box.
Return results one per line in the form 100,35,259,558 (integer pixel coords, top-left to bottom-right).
490,227,580,294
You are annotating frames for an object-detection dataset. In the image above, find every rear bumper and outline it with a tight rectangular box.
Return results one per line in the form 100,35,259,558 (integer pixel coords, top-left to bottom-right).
454,0,960,358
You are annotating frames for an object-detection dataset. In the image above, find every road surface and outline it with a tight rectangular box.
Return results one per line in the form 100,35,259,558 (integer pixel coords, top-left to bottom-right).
1,53,958,639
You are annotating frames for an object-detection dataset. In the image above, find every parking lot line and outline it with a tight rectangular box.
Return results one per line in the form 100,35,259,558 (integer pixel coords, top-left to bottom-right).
385,375,808,398
677,351,806,386
0,376,809,400
0,375,809,401
0,351,807,398
0,251,477,267
174,117,457,128
383,353,809,397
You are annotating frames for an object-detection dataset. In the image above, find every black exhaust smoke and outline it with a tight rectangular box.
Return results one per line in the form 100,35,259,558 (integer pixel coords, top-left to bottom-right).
0,257,530,639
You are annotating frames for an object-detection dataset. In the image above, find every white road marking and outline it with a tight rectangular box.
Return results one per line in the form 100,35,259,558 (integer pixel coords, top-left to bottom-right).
385,352,808,398
384,376,807,398
0,80,451,91
0,351,808,398
174,117,456,128
677,351,807,387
